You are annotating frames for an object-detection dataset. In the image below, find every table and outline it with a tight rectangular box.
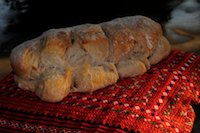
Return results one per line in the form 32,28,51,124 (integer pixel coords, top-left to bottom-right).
0,57,11,80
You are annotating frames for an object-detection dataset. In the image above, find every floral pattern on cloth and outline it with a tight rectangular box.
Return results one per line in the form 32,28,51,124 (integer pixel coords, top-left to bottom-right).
0,50,199,133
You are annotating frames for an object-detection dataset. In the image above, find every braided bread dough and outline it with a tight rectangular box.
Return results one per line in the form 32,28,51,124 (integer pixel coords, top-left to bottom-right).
10,15,171,102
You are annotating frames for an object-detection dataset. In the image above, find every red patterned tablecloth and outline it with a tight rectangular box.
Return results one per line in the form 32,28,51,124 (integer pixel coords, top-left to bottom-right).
0,50,200,133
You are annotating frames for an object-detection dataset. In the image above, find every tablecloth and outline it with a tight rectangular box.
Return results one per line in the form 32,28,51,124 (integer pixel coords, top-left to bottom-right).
0,50,199,133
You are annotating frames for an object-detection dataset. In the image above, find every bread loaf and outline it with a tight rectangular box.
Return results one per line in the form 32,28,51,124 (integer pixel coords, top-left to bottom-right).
10,15,171,102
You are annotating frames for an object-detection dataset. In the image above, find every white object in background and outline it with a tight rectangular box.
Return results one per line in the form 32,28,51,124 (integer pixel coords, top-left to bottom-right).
0,0,17,45
165,0,200,43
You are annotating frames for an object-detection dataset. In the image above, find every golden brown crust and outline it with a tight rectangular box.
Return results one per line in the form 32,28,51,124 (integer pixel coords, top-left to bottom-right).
73,24,109,61
10,15,171,102
10,38,40,78
149,36,171,65
36,67,72,102
73,62,118,92
40,29,72,57
101,22,136,63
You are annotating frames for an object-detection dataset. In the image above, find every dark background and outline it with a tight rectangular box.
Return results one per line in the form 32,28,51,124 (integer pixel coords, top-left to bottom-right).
11,0,178,31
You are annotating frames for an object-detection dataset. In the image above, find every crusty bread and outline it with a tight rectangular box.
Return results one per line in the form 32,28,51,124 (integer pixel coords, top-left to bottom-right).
10,15,171,102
